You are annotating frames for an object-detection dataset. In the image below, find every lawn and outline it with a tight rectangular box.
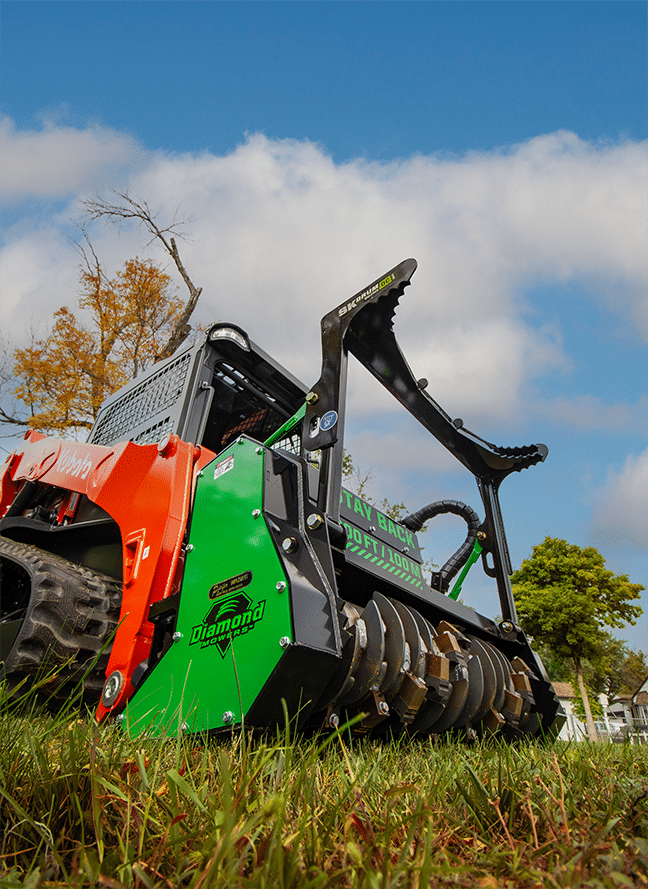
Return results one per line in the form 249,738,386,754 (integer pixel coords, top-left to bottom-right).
1,692,647,888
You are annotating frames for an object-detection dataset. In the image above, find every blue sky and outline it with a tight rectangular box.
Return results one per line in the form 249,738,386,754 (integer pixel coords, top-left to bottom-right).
2,2,646,157
1,1,647,656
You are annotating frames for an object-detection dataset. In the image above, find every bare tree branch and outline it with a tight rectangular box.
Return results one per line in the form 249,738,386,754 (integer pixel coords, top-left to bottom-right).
81,191,202,358
70,225,110,290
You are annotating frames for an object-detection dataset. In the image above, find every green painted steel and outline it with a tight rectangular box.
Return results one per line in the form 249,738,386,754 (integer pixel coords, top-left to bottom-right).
449,539,483,601
124,437,292,737
263,402,306,448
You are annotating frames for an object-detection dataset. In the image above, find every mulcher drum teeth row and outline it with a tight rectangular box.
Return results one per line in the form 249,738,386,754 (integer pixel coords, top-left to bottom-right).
318,591,537,738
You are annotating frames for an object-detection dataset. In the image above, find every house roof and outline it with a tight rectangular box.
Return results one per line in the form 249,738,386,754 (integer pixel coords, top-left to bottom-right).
633,675,648,699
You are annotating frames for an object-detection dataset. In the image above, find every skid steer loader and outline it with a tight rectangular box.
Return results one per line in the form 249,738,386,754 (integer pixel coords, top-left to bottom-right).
0,259,565,739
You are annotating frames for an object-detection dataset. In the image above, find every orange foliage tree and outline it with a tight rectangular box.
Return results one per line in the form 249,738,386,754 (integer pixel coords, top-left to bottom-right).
12,258,184,435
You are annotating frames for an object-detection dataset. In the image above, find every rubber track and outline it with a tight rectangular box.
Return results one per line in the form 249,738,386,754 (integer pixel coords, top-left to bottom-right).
0,537,122,704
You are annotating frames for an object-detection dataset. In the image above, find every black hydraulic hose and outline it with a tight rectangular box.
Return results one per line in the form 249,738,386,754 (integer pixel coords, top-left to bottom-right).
401,500,481,592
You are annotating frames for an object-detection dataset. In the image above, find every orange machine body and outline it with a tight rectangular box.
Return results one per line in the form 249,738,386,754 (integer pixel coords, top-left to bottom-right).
0,430,215,717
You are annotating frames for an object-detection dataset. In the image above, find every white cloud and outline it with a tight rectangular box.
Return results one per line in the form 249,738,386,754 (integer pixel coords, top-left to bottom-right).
592,448,648,550
1,128,646,425
0,117,149,201
0,228,78,322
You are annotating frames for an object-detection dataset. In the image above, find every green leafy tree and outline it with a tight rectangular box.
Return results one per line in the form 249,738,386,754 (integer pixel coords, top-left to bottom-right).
512,537,644,741
595,638,648,699
533,632,647,720
572,691,605,723
531,640,574,684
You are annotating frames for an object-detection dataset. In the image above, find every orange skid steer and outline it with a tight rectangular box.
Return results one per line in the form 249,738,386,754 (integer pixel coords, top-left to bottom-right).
0,259,564,739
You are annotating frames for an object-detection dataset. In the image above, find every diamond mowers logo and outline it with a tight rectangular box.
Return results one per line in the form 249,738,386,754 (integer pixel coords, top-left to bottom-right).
189,592,266,657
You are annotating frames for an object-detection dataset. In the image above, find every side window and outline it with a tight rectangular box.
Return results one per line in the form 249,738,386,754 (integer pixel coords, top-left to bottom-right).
201,364,287,454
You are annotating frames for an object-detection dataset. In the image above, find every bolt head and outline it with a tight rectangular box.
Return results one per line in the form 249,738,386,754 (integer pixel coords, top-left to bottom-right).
279,636,291,649
282,537,298,553
306,513,323,530
255,446,264,455
500,621,515,635
172,631,183,642
102,670,123,706
276,581,287,592
328,713,339,728
157,434,178,456
186,544,194,553
305,391,319,404
252,509,261,518
378,701,390,716
115,713,125,724
222,711,235,725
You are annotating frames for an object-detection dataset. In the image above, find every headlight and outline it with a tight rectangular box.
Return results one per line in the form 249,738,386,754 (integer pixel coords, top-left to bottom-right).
208,326,250,351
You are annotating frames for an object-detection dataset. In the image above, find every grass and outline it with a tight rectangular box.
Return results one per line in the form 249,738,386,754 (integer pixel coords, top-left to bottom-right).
0,680,647,888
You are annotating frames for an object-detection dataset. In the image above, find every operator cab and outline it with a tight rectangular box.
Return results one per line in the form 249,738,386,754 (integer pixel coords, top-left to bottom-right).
88,323,307,456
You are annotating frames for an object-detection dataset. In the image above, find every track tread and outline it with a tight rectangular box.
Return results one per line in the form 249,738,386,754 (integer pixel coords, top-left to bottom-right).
0,537,122,704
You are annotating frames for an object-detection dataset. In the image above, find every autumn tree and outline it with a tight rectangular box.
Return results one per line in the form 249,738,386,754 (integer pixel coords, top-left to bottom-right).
9,256,183,435
81,191,202,359
512,537,644,741
1,191,204,437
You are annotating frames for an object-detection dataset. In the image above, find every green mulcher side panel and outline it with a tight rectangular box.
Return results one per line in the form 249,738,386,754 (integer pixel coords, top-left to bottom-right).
125,437,294,737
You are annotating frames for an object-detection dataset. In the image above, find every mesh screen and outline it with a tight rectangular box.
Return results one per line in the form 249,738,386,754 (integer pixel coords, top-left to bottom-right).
270,434,302,456
89,353,191,446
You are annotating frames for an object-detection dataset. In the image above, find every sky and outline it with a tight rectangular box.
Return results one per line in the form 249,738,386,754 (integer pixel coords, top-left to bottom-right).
1,1,647,658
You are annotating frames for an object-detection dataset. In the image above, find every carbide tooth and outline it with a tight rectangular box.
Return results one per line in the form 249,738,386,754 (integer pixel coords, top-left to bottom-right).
435,631,462,655
510,656,535,676
481,707,507,734
360,688,391,729
512,672,532,693
502,689,525,726
390,673,428,724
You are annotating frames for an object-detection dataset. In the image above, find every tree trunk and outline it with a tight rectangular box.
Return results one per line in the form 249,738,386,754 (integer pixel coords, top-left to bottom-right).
575,658,599,742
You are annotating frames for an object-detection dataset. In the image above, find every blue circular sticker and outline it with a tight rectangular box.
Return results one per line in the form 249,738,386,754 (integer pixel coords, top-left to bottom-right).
320,410,338,431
